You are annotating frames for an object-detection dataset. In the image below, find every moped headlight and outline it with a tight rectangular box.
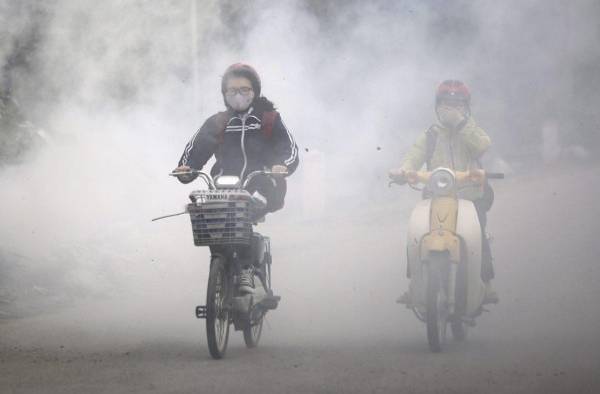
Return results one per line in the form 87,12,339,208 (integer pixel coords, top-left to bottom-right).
428,168,455,196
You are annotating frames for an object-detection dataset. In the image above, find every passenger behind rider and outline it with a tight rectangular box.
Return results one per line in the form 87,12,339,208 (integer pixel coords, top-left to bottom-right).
173,63,299,293
389,80,499,304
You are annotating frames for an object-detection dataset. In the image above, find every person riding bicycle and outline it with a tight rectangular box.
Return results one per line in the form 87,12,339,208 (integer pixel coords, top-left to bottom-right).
173,63,299,293
389,80,498,304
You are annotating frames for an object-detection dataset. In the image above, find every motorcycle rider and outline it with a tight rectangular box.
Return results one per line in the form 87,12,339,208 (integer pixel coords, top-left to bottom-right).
389,80,498,304
173,63,299,293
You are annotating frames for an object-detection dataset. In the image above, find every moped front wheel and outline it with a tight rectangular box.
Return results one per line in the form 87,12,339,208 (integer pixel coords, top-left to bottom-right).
426,254,448,353
206,257,230,359
451,256,467,342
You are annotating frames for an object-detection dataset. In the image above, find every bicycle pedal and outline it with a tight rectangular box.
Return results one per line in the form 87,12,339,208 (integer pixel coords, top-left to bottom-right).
195,305,207,319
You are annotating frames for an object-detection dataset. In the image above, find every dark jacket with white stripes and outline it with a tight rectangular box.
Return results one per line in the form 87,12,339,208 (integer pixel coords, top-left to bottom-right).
178,106,299,181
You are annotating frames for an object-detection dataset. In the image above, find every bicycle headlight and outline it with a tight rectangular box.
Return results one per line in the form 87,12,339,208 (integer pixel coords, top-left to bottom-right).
428,168,456,196
215,175,241,188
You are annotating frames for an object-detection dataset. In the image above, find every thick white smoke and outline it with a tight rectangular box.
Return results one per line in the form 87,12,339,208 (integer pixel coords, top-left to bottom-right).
0,0,598,323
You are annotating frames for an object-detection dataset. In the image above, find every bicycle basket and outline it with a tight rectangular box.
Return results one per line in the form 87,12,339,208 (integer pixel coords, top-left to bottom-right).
187,189,255,246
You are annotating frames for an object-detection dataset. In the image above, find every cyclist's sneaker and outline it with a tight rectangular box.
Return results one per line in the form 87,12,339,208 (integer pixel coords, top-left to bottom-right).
238,268,255,294
253,276,267,299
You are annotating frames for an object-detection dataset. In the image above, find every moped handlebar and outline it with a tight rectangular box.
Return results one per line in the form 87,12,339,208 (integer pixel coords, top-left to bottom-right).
390,169,504,187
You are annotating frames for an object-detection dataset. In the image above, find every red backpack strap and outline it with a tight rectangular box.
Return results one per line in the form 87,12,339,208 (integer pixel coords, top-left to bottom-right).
214,111,229,144
261,111,278,138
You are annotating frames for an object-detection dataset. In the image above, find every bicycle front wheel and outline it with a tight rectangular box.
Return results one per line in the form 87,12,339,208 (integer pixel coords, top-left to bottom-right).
206,257,231,359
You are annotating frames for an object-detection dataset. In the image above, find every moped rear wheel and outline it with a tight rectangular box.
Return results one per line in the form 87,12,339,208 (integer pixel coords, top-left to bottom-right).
426,254,448,352
206,257,230,359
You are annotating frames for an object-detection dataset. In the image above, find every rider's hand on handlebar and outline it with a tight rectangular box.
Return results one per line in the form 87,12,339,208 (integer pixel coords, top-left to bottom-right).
388,168,407,184
271,165,288,178
172,165,195,183
468,169,486,184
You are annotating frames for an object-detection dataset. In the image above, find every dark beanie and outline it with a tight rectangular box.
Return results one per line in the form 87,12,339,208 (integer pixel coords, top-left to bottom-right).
221,63,262,97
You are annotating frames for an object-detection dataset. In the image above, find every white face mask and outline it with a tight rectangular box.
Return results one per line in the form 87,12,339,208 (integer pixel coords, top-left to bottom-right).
438,106,465,129
226,92,254,112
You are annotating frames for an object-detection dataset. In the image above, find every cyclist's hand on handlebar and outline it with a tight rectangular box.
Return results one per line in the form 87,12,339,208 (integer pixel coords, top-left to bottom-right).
271,165,288,178
172,165,195,182
172,165,191,175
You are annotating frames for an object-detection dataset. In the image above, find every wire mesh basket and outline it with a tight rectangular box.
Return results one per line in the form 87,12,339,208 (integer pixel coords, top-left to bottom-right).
187,189,255,246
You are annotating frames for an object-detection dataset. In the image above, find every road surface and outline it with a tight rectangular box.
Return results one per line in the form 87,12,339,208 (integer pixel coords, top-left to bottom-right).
1,164,599,393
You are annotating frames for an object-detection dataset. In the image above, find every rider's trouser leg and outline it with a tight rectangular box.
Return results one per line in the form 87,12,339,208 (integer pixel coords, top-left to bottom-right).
474,200,494,282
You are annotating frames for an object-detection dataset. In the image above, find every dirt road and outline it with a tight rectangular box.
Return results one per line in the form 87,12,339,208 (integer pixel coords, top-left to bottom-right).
1,164,599,393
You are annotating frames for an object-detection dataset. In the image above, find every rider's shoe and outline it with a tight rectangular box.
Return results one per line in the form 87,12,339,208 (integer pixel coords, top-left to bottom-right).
238,268,255,294
483,281,499,304
396,291,411,305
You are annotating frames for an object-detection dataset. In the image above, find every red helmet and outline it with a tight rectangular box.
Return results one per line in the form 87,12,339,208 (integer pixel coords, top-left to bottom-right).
221,63,262,97
435,80,471,108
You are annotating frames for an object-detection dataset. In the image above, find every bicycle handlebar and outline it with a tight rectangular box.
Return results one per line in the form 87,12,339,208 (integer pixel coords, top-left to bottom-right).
170,169,287,190
170,169,215,189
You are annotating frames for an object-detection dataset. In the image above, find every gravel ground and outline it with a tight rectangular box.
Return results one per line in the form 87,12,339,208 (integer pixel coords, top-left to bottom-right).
1,164,599,393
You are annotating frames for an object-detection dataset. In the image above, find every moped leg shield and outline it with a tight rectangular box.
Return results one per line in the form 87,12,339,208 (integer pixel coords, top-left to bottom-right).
406,199,485,317
456,200,485,316
406,199,432,309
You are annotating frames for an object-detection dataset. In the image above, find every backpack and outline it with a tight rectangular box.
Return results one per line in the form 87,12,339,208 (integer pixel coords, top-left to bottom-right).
214,110,278,143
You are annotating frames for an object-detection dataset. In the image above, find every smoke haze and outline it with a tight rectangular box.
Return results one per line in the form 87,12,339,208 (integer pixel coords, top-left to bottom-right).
1,0,599,363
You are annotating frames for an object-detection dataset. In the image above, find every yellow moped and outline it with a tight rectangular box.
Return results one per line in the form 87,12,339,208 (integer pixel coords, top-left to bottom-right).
393,168,503,352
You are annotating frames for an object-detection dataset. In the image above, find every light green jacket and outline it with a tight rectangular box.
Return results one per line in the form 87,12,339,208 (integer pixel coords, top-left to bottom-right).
400,117,491,200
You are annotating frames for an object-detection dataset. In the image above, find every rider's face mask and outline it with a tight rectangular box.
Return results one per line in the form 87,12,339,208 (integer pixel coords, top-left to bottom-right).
437,101,466,130
224,77,255,112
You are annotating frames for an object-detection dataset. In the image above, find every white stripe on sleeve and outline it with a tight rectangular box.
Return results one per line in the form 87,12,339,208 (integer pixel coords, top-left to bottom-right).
280,118,298,166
